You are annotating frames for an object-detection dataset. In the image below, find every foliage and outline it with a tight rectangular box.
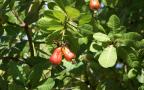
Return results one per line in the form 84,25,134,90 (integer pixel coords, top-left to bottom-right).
0,0,144,89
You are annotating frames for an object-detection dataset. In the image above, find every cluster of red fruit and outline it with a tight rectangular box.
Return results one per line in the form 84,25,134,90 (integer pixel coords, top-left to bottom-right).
89,0,100,10
49,46,76,65
49,0,101,65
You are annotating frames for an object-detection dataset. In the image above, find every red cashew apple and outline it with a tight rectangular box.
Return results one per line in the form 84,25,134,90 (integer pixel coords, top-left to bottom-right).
89,0,100,10
62,46,76,61
49,47,62,65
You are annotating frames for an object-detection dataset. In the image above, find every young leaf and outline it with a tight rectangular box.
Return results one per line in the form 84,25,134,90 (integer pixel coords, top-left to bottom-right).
107,15,120,30
98,45,117,68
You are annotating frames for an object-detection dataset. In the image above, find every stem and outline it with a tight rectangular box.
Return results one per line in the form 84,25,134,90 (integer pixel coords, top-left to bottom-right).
91,11,97,32
24,23,34,57
66,21,83,37
93,10,97,18
11,1,45,57
61,30,65,41
67,21,78,29
67,24,83,37
61,17,68,41
12,9,35,57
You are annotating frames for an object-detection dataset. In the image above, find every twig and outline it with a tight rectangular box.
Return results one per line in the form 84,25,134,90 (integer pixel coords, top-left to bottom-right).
12,9,34,57
24,23,34,57
11,1,45,57
23,1,45,57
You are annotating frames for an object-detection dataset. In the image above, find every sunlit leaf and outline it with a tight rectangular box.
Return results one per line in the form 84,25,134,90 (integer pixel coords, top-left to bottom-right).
53,10,65,22
65,6,80,20
128,68,137,79
98,45,117,68
93,32,111,42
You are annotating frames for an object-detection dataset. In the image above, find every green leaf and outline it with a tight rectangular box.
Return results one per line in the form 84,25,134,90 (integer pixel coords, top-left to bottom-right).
131,61,140,68
65,6,80,20
117,47,138,67
123,32,142,40
63,60,83,71
79,24,93,35
98,45,117,68
117,32,142,47
63,60,76,71
44,10,56,19
93,32,111,42
54,0,65,11
107,14,120,30
47,2,56,10
96,82,106,90
53,10,65,22
47,25,64,31
6,11,19,24
8,61,26,82
37,16,63,31
28,64,44,87
138,85,144,90
37,17,52,29
137,70,144,83
37,78,55,90
128,68,137,79
24,0,42,24
95,21,106,33
78,37,88,45
90,42,97,53
79,14,92,25
89,42,102,53
8,84,26,90
135,39,144,48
